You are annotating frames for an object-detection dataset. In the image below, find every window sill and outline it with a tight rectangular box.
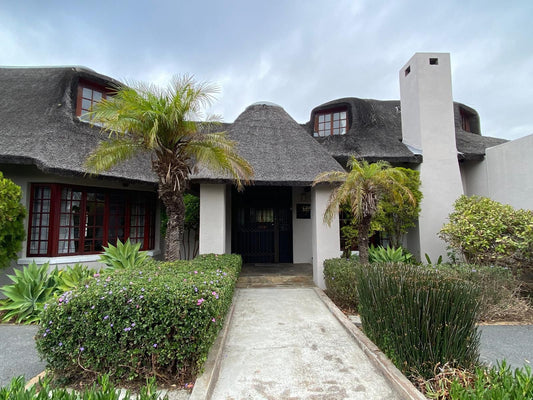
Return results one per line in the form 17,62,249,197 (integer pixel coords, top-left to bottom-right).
18,249,161,266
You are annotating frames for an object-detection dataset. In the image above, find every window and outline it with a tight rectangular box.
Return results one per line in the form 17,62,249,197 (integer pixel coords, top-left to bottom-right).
76,80,108,121
313,108,348,137
460,108,473,133
27,184,156,257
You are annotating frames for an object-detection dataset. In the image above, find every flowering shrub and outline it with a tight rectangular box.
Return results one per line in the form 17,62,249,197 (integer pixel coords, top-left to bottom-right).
36,254,241,384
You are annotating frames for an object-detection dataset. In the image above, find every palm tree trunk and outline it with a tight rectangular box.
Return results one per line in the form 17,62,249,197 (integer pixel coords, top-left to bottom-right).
162,193,185,261
358,215,373,264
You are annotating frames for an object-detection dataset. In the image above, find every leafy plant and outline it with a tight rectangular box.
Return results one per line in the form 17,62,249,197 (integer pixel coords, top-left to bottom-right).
0,172,26,269
37,254,241,383
424,253,443,265
0,262,57,324
56,264,94,293
99,239,149,270
373,167,422,248
0,374,169,400
369,245,414,264
323,258,358,311
440,195,533,275
442,362,533,399
356,262,481,379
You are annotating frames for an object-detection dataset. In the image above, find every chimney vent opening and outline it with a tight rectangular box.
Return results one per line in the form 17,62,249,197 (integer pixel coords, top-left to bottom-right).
429,58,439,65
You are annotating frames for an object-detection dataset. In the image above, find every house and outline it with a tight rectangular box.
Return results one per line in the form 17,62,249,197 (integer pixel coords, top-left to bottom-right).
2,53,531,289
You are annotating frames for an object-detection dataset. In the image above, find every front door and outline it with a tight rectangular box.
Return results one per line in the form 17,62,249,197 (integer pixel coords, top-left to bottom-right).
232,187,292,263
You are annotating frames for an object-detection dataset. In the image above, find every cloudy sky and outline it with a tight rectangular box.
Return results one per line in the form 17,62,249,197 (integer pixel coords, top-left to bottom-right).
2,0,532,140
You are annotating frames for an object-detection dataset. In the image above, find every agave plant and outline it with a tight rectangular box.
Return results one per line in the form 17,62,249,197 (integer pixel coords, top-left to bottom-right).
100,239,149,270
56,263,94,292
0,261,58,324
368,245,414,264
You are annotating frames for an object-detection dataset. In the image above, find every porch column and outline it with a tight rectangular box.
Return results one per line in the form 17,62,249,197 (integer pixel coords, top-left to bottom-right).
199,184,228,255
311,185,340,289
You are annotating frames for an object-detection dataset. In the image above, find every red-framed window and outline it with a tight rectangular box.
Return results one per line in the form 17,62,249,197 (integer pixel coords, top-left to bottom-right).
76,80,109,122
313,108,348,137
27,184,156,257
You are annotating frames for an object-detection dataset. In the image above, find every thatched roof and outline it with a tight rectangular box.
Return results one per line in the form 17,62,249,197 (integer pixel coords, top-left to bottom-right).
192,102,344,186
306,98,507,164
0,67,157,185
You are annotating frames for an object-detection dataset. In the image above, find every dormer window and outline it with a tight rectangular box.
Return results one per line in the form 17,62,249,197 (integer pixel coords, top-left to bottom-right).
76,80,109,122
460,107,474,133
314,108,348,137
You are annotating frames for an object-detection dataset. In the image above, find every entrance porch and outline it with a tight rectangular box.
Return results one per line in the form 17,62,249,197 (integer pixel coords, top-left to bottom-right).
237,263,314,288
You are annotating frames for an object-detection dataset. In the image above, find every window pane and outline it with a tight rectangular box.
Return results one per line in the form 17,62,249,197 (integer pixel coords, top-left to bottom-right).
324,114,331,122
93,91,102,101
318,115,324,123
82,98,92,110
340,111,346,119
333,120,340,129
333,112,340,121
333,128,340,135
82,87,92,98
340,127,346,134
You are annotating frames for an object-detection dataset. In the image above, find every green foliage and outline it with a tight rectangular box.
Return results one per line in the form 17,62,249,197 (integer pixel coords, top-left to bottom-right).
368,245,414,264
355,262,480,379
56,264,94,293
36,254,241,383
440,195,533,274
99,239,149,270
373,167,422,247
315,157,416,263
0,374,169,400
445,362,533,400
323,258,358,310
424,253,443,265
0,172,26,269
0,262,58,324
432,263,529,322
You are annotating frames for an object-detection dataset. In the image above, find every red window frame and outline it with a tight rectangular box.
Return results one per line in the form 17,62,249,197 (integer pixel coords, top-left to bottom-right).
313,108,349,137
27,184,156,257
76,79,110,121
460,108,472,133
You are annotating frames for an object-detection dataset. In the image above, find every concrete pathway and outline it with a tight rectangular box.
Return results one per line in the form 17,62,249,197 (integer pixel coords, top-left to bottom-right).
207,288,405,400
0,324,46,387
479,325,533,370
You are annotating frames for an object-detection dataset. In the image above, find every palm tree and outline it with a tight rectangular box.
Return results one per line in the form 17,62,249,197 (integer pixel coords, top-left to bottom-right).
313,157,415,264
85,75,253,261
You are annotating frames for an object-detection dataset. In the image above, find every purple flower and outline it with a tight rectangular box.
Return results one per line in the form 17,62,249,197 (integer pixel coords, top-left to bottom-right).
93,273,100,278
59,342,63,346
153,343,158,348
139,295,144,299
124,327,131,332
197,298,205,306
91,305,95,309
80,347,85,352
194,271,198,274
103,315,109,320
110,323,114,327
131,323,136,327
141,288,145,292
212,318,216,322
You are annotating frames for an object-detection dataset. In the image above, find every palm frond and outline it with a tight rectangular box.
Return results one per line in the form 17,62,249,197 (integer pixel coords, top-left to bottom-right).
85,138,143,174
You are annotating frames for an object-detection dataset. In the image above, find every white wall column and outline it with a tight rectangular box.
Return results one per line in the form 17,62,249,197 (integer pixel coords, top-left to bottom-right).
400,53,464,262
199,184,228,255
311,185,340,289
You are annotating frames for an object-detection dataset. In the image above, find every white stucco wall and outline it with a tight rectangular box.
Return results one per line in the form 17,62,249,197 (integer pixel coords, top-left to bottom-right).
199,183,228,255
400,53,464,261
311,185,340,289
292,186,313,263
462,134,533,210
0,164,161,267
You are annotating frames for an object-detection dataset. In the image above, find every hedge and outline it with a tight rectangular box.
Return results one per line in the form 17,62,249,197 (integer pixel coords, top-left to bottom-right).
36,253,241,383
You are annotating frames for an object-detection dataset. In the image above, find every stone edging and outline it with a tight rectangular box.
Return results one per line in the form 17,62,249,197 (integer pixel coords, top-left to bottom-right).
313,287,427,400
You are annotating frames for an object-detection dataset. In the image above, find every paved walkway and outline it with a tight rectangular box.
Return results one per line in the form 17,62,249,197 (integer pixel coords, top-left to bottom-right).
0,324,46,387
208,288,403,400
479,325,533,370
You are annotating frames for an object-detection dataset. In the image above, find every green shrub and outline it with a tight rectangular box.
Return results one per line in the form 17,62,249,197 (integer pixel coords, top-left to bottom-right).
0,374,168,400
440,195,533,275
446,362,533,399
36,254,241,383
99,239,149,270
0,262,58,324
0,172,26,269
323,258,358,311
368,245,414,264
56,264,94,293
356,262,481,379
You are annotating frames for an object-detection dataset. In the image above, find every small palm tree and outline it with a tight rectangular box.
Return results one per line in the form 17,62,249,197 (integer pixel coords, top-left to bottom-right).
313,157,415,263
85,75,253,261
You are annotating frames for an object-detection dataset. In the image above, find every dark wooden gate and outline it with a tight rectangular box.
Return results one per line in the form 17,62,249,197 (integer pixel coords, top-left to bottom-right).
232,187,292,263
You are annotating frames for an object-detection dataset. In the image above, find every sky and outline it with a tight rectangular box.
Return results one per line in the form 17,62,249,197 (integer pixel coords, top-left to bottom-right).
1,0,532,140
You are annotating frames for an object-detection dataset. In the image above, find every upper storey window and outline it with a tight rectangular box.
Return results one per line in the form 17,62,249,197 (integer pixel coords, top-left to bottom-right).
314,108,348,137
76,80,109,122
460,107,474,133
